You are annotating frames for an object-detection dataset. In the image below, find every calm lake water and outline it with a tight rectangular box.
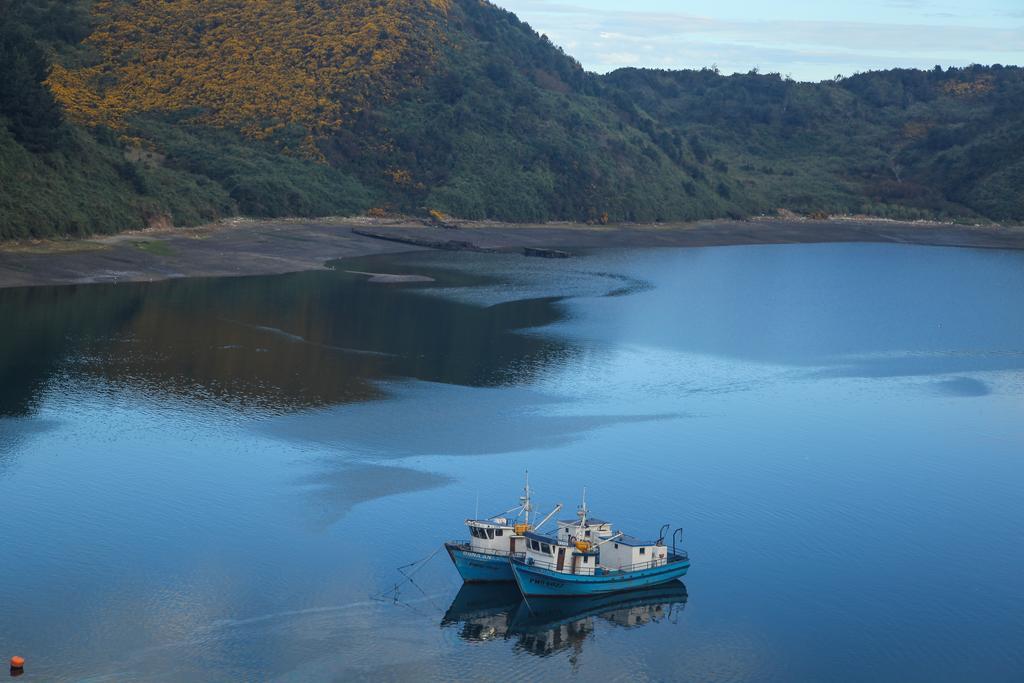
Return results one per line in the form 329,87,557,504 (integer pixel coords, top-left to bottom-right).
1,243,1023,681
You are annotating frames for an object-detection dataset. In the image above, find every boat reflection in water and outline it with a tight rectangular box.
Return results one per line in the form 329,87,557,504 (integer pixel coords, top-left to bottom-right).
441,581,688,656
441,583,523,642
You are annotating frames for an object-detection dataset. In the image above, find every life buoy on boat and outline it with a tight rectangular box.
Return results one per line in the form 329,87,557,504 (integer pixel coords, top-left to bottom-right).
575,540,591,552
514,523,531,535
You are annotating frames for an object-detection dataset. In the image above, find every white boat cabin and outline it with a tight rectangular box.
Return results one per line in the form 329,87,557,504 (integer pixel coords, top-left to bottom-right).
523,528,668,576
599,534,668,571
459,472,562,557
466,517,530,555
555,517,613,544
524,531,600,574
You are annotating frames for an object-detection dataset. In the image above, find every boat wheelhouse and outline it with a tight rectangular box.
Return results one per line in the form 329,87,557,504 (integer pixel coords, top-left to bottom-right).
445,474,562,583
554,516,613,544
510,496,689,597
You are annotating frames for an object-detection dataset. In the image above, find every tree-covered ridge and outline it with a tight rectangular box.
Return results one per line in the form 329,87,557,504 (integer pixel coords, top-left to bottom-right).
346,0,741,223
49,0,451,153
601,65,1024,221
0,0,1021,240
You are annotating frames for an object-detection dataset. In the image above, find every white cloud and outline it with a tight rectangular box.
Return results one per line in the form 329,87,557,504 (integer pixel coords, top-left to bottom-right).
497,1,1024,80
601,52,643,64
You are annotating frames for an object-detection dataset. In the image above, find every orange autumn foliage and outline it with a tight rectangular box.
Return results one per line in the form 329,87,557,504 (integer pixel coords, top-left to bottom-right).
48,0,451,154
941,76,995,97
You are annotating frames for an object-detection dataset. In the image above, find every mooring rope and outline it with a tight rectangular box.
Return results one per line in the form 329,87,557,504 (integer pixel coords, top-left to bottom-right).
372,544,445,603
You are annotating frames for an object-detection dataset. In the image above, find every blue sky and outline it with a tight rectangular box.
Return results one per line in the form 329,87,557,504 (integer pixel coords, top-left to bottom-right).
496,0,1024,81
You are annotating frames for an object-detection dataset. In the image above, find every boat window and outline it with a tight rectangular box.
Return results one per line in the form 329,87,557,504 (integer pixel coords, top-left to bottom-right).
470,527,478,538
530,540,539,551
585,530,591,537
614,543,619,549
582,557,588,563
486,528,495,540
495,529,503,537
541,543,551,554
640,547,646,555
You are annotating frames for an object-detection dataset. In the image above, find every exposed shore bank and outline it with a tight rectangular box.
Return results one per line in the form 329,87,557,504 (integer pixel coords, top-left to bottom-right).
2,216,1023,289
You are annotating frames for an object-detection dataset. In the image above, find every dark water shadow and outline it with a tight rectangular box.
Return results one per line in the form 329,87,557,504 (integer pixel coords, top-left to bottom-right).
805,354,1024,381
0,417,60,466
264,383,688,458
932,376,991,397
297,462,453,530
573,270,654,298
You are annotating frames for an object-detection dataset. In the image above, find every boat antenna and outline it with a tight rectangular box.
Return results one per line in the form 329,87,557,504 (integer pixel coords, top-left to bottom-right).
576,486,588,533
519,470,532,525
475,490,479,520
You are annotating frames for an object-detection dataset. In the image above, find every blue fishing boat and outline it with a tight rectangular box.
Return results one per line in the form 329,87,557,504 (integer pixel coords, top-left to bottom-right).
445,474,563,583
509,493,690,597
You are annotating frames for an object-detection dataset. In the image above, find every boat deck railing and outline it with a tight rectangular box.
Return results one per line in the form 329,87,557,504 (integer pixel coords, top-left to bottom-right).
518,551,689,577
447,541,515,559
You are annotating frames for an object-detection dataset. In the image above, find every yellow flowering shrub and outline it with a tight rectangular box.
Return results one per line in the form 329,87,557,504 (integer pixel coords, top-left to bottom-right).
48,0,451,152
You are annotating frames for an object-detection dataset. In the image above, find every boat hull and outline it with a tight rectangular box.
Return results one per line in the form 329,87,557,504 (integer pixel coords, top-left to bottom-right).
510,556,690,597
445,542,514,582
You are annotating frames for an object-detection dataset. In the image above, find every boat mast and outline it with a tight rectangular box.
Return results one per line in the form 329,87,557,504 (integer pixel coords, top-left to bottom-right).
519,470,532,525
576,486,588,537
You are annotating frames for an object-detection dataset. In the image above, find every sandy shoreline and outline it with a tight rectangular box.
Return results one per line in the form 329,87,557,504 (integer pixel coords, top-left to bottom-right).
1,216,1023,289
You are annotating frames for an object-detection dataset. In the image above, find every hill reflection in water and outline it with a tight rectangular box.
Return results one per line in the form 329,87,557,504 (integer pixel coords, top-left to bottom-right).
0,262,577,418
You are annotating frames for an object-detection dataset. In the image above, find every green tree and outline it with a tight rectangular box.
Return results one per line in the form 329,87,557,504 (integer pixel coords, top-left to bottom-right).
0,23,65,151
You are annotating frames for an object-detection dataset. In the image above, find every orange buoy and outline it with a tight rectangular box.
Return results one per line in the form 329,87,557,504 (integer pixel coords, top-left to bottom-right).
9,656,24,669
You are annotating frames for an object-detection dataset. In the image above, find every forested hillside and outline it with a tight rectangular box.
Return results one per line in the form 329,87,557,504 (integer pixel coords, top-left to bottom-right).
1,0,1021,239
604,66,1024,221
